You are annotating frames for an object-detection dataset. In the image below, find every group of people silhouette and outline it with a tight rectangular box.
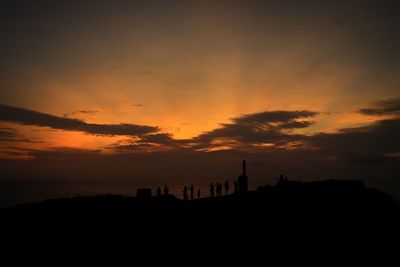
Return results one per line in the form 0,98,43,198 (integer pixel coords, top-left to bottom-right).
156,184,200,199
151,160,248,200
209,180,232,197
155,179,240,200
182,184,200,200
156,185,170,197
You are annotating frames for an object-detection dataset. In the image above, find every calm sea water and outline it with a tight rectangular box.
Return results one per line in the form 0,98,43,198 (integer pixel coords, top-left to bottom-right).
0,182,212,209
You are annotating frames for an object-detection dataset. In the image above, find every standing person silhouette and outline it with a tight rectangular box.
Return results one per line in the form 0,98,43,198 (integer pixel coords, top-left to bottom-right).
189,184,194,200
224,180,230,195
234,180,238,194
163,185,169,195
197,189,201,199
183,186,188,200
209,182,215,197
156,187,162,197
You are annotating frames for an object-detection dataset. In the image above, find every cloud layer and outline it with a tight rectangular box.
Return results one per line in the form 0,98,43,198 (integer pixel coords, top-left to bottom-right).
359,98,400,116
2,100,400,167
0,127,40,143
0,104,159,136
193,110,318,150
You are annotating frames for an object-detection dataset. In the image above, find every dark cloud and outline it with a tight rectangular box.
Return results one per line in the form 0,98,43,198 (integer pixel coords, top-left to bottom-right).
140,133,176,145
76,110,98,114
0,104,159,136
105,110,318,152
112,143,154,152
111,133,192,152
131,104,144,107
359,98,400,116
194,110,318,148
232,110,318,124
111,133,177,152
0,127,41,143
63,110,98,117
279,120,315,129
0,127,18,140
225,104,400,167
184,103,400,166
311,117,400,154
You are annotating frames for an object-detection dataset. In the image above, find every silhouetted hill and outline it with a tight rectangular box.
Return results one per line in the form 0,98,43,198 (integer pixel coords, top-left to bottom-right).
1,179,399,254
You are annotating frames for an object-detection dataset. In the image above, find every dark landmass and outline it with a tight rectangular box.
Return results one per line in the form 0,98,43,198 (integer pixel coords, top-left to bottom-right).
1,179,399,253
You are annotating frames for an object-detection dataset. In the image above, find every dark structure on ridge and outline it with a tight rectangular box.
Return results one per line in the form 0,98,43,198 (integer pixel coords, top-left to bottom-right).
238,160,248,193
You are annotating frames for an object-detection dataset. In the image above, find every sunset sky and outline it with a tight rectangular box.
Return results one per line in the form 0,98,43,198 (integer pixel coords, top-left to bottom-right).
1,0,400,205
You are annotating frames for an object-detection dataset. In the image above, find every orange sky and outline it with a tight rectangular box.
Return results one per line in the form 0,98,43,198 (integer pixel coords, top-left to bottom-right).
1,0,399,157
1,1,400,207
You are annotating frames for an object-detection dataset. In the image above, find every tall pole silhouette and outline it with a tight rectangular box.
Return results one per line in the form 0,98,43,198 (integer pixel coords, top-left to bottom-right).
238,160,248,193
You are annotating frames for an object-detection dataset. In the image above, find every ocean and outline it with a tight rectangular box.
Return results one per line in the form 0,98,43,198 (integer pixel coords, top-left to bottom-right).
0,181,213,209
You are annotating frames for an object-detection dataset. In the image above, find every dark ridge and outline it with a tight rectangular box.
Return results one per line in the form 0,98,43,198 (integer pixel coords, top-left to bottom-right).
1,179,399,254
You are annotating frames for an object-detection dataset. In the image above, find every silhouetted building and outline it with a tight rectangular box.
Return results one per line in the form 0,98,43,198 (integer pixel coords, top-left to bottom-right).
238,160,248,193
137,188,152,199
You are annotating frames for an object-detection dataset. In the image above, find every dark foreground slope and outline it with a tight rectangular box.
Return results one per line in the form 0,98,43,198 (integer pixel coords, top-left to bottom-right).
1,180,399,253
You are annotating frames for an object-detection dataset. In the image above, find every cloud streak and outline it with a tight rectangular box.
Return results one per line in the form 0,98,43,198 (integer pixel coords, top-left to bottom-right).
0,104,159,136
232,110,318,124
0,127,41,143
359,98,400,116
192,110,318,150
0,127,19,140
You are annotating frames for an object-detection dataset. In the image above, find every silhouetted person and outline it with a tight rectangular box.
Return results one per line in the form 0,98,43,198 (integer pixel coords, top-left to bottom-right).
156,187,162,197
224,180,230,195
197,189,200,199
278,174,288,186
209,183,215,197
189,184,194,200
183,186,188,200
278,174,285,184
163,185,169,195
234,180,238,193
